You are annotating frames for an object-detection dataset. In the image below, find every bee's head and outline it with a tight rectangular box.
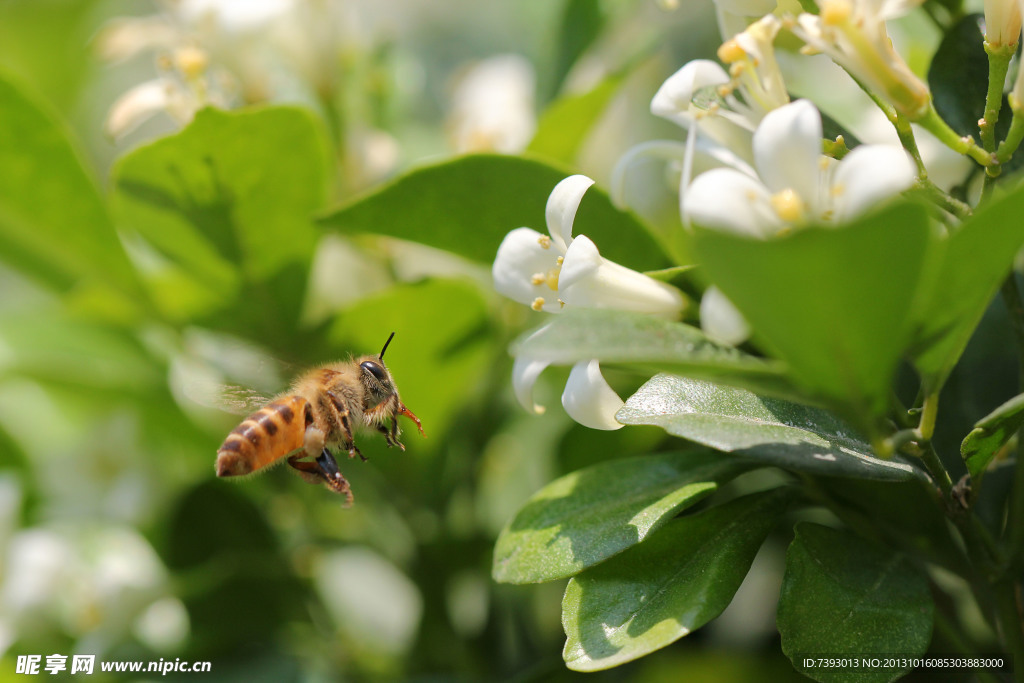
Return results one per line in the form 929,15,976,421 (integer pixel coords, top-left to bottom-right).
359,332,399,406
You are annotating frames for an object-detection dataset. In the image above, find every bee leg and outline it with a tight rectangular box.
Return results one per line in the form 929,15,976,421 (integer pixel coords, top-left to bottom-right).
377,422,405,451
315,450,353,506
347,442,367,462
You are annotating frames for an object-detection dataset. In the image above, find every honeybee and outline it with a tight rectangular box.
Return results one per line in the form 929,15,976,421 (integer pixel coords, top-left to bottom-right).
214,333,424,505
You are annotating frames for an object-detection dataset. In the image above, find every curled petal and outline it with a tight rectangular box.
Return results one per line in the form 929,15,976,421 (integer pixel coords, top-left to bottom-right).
105,80,174,139
651,60,730,126
700,286,751,346
830,145,916,223
545,175,594,252
684,168,782,237
512,355,550,415
753,100,822,207
560,235,684,316
561,360,624,430
492,227,564,313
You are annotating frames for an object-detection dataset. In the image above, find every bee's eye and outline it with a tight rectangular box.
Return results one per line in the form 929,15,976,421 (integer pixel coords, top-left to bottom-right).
360,361,388,383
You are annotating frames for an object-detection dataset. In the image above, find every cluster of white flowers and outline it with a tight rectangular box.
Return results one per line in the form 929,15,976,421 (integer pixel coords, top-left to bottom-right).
491,0,959,429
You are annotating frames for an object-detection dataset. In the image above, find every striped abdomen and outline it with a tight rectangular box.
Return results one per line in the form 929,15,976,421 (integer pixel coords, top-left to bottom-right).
216,395,308,477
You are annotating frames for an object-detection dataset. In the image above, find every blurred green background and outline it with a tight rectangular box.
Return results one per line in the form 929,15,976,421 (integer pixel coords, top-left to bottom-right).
0,1,818,680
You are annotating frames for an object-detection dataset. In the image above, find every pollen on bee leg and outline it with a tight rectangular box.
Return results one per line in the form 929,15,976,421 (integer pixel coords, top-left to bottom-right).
531,297,546,311
304,425,326,458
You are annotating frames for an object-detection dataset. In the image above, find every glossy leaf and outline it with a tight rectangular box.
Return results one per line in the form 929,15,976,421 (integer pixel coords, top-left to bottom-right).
0,72,140,298
318,154,668,272
510,308,799,401
617,374,923,481
961,393,1024,478
778,523,933,683
913,185,1024,386
562,488,795,671
689,203,934,427
493,451,752,584
112,106,329,332
928,15,987,136
529,76,622,165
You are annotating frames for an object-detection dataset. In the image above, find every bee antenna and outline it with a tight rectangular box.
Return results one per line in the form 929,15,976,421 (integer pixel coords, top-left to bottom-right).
379,332,396,360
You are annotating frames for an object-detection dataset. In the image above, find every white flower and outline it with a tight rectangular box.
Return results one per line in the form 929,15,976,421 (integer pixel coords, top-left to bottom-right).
447,54,536,154
513,349,624,431
495,176,683,431
651,16,788,162
492,175,684,316
684,99,917,234
786,0,931,119
700,285,751,346
985,0,1022,47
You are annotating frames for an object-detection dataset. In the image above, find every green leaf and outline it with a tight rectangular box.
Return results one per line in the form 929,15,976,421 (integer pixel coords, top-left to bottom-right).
913,185,1024,386
529,76,622,165
0,71,140,298
778,523,933,683
549,0,606,100
617,374,923,482
927,15,988,140
511,308,799,400
961,393,1024,478
111,106,329,331
689,203,934,428
318,154,668,272
562,487,795,671
493,451,752,584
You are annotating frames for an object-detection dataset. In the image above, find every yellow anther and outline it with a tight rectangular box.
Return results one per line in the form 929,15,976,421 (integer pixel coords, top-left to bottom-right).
831,183,846,198
530,273,546,286
545,267,560,291
175,45,208,79
558,299,566,308
820,0,852,25
537,235,551,249
556,255,564,266
729,62,746,79
531,297,545,311
717,39,745,64
770,189,805,223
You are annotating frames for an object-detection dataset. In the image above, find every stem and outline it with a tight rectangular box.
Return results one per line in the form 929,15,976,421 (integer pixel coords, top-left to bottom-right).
894,112,929,177
997,95,1024,163
933,608,1004,683
915,177,972,220
992,580,1024,682
916,103,995,167
1001,274,1024,562
981,42,1014,153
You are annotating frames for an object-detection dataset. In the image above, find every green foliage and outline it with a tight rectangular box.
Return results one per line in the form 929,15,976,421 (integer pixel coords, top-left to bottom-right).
0,71,140,303
493,451,751,583
562,488,796,671
617,374,922,481
111,106,329,337
529,76,623,165
778,524,933,683
927,15,990,139
319,154,669,270
962,392,1024,478
688,203,933,431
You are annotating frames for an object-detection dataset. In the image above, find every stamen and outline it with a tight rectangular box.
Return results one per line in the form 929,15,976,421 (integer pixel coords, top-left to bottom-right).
531,297,545,311
820,0,852,25
530,273,546,286
555,255,564,266
770,189,805,223
537,235,552,249
545,267,560,290
717,39,745,64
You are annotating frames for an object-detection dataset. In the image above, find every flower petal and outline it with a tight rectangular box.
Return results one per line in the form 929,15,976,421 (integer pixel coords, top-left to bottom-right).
492,227,564,312
561,360,624,430
753,99,822,206
830,144,916,222
545,174,594,252
105,79,174,139
684,167,782,237
512,355,550,415
700,285,751,346
651,60,730,126
560,235,684,316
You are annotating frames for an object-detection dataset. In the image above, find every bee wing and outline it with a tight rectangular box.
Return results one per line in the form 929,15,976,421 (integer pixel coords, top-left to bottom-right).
184,382,275,416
